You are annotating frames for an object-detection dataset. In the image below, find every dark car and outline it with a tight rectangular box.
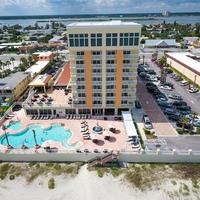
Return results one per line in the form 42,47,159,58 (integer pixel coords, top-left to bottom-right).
176,120,192,130
146,69,156,75
168,113,182,121
139,72,147,78
169,94,182,100
135,100,142,109
158,101,173,109
176,106,191,111
179,110,191,116
173,101,187,106
164,108,177,115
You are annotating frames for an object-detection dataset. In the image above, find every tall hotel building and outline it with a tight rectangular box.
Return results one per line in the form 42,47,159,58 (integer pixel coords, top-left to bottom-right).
67,21,141,116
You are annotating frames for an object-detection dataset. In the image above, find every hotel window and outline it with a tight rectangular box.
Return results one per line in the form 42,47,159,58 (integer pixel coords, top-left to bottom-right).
106,100,114,104
122,85,128,89
121,100,128,104
68,34,88,47
78,93,86,97
106,68,115,73
123,68,130,72
122,92,128,96
93,69,101,73
77,77,85,81
106,93,114,97
120,33,139,46
93,101,102,105
106,77,115,81
123,60,130,64
93,77,102,81
77,51,84,55
123,50,131,55
107,51,116,55
92,51,101,55
76,60,84,64
78,100,86,104
77,85,85,89
77,69,84,73
90,33,102,47
106,60,115,64
123,77,129,81
93,85,101,89
107,85,115,89
106,33,118,46
93,93,102,97
93,60,101,64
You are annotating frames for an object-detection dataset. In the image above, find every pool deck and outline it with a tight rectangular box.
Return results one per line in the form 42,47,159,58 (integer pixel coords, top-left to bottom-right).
0,110,132,152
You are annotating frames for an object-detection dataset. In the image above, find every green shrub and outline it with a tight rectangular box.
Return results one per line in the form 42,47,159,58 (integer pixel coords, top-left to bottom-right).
97,169,104,178
196,128,200,135
9,174,15,180
48,178,55,189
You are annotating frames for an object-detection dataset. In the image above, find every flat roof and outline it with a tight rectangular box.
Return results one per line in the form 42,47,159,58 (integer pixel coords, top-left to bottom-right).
55,63,70,86
67,20,141,28
29,74,52,87
0,72,30,90
25,61,49,76
166,52,200,75
122,111,138,137
145,39,176,46
33,51,52,57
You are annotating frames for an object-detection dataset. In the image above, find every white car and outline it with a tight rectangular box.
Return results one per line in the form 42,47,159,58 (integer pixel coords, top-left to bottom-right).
180,80,189,86
188,87,199,93
143,115,153,129
159,85,173,91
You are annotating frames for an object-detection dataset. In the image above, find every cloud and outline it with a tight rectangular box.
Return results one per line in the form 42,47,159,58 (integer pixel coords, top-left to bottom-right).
0,0,200,16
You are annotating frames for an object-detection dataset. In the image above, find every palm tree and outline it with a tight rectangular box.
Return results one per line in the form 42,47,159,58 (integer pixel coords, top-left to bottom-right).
190,112,198,134
181,116,190,132
10,57,15,68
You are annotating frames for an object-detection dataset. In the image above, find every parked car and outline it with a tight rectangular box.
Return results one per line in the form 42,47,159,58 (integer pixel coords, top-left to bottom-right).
168,113,182,121
159,85,173,91
158,101,173,109
188,87,199,93
135,100,142,109
180,80,189,86
176,106,191,111
164,108,177,115
139,72,147,78
143,114,153,129
168,94,182,100
179,110,191,116
193,120,200,127
173,101,187,106
174,76,183,82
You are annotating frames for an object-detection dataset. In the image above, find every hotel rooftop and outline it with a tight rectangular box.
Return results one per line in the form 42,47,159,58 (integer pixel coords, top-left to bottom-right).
67,20,141,28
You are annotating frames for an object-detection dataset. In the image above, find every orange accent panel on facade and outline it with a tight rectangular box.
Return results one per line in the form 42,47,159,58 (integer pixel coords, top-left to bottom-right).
84,50,93,108
115,50,123,108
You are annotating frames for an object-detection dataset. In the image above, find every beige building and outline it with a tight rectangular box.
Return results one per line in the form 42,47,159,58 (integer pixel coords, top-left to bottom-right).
67,20,141,116
0,72,31,102
166,52,200,86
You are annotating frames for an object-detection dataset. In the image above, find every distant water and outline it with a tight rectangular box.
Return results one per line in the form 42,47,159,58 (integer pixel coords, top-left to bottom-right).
0,15,200,27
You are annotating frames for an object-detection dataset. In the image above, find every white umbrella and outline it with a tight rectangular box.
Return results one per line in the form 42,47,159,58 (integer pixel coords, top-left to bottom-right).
81,126,88,132
90,134,98,141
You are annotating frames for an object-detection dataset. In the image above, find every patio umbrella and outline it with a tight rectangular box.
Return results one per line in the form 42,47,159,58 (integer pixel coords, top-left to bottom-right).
34,94,39,98
43,94,48,98
4,98,10,102
103,131,110,140
90,134,98,143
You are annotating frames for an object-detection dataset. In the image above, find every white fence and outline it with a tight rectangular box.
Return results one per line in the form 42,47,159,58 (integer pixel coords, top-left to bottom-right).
1,149,200,163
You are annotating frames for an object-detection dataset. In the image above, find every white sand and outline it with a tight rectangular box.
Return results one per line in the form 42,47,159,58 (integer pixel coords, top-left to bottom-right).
0,165,199,200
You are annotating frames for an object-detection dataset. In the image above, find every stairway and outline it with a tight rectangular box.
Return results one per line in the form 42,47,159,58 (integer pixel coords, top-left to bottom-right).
88,153,118,167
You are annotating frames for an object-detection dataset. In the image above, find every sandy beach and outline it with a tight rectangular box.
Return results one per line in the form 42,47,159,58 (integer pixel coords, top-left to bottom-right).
0,164,199,200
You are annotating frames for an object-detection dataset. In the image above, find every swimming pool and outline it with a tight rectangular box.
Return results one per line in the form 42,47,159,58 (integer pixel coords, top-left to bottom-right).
6,121,22,131
0,124,72,149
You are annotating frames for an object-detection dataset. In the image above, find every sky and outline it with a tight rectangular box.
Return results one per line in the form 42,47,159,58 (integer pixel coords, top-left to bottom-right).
0,0,200,16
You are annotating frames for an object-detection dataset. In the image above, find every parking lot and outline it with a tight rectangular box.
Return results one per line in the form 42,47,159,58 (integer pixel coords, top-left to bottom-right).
149,59,200,114
161,136,200,151
137,77,178,136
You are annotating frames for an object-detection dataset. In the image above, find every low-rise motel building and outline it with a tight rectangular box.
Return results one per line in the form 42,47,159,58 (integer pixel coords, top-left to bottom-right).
0,72,31,102
23,20,141,118
166,52,200,87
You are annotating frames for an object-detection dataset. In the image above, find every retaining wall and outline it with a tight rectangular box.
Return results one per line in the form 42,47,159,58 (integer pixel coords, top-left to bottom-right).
1,150,200,163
